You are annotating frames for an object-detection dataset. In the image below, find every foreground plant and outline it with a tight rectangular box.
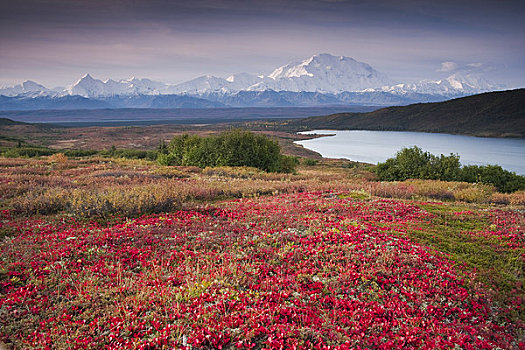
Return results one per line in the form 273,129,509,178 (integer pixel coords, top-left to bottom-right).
1,192,522,349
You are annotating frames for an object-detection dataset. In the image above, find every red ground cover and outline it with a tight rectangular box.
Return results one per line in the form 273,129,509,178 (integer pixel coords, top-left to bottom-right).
0,192,521,349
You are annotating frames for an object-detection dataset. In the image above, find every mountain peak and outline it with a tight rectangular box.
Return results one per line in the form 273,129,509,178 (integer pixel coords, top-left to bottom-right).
80,73,94,80
310,53,354,62
1,54,502,99
22,80,47,90
0,80,51,97
265,53,392,92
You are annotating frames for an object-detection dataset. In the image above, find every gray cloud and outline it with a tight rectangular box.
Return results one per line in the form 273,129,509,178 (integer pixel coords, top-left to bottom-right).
1,0,524,87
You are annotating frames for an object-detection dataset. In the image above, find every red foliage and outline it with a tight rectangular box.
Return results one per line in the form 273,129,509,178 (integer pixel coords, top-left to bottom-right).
0,192,521,348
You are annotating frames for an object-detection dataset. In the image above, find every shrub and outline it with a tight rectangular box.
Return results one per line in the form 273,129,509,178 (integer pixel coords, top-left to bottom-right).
101,148,157,161
63,149,99,157
1,146,55,158
303,158,318,166
278,155,299,174
453,185,494,203
156,153,178,166
375,146,461,181
375,146,525,193
459,165,525,193
161,130,296,173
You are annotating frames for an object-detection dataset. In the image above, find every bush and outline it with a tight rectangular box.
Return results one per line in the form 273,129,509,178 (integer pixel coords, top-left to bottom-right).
459,165,525,193
156,153,178,166
161,130,296,173
375,146,525,193
1,146,55,158
303,158,318,166
375,146,461,181
47,153,68,167
278,155,299,174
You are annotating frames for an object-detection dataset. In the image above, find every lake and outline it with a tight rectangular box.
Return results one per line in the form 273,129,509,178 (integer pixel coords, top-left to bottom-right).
295,130,525,175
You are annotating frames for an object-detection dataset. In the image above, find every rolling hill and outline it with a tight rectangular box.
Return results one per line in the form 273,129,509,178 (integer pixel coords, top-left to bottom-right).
287,89,525,138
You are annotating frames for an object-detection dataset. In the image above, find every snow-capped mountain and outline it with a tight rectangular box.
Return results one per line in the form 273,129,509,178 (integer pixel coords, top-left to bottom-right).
1,54,503,107
379,71,502,97
253,53,392,93
167,75,231,94
0,80,52,97
166,73,264,94
167,54,392,94
65,74,170,97
226,73,263,90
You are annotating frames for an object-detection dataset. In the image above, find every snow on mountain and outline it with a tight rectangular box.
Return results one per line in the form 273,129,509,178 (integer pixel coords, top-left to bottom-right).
65,74,172,97
167,73,264,94
66,74,109,97
0,80,52,97
225,73,263,90
167,54,393,94
122,77,167,94
379,71,502,97
250,53,393,93
444,71,502,92
1,54,503,101
167,75,231,94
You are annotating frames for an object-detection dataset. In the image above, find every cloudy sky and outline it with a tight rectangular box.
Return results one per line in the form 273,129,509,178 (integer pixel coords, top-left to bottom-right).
1,0,524,88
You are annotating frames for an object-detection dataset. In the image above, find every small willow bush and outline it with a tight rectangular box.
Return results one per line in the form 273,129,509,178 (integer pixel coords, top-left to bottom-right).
375,146,525,193
158,129,298,173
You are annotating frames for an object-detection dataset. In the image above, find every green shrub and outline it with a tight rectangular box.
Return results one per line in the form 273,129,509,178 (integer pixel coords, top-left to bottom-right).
303,158,318,166
375,146,525,193
375,146,461,181
459,165,525,193
161,130,296,173
156,153,178,166
1,147,55,158
100,148,157,161
278,155,299,174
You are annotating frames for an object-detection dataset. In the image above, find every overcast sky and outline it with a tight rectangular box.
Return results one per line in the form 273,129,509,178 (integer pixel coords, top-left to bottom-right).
1,0,524,88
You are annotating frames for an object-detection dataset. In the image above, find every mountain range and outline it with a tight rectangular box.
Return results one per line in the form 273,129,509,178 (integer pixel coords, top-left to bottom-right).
0,54,504,110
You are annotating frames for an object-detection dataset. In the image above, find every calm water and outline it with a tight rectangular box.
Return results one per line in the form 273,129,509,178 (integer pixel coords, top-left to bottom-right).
296,130,525,175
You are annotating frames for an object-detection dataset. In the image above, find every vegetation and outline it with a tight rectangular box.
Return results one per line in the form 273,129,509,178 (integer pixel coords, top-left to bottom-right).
302,158,319,166
1,145,160,161
282,89,525,138
459,164,525,193
1,115,525,348
375,146,525,193
1,154,524,348
1,145,56,158
159,129,298,173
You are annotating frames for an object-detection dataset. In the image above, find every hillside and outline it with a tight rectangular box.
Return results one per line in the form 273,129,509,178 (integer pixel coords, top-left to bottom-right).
0,118,26,126
287,89,525,138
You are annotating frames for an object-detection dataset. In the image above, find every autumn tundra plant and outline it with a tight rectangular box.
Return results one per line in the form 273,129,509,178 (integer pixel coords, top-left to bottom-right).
1,192,523,348
157,129,298,173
